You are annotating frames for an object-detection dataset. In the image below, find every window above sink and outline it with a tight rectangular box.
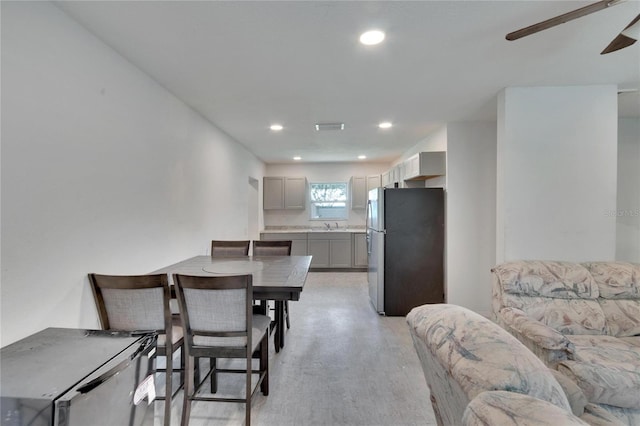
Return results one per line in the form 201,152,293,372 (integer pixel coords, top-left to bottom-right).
309,182,348,220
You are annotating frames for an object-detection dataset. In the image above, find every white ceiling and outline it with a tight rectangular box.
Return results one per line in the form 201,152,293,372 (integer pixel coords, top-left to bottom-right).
56,1,640,164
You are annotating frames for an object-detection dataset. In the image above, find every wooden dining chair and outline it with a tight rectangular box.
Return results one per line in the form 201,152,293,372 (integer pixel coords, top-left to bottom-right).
252,240,293,329
88,273,181,426
211,240,251,257
252,240,292,257
173,273,269,426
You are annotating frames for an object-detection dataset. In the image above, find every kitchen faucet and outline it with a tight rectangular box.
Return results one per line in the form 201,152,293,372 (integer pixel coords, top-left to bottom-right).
335,222,339,229
324,222,331,230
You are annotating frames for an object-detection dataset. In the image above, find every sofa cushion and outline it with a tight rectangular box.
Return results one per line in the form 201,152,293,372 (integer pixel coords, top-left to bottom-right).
558,361,640,409
502,294,606,335
493,260,599,299
598,299,640,337
462,391,588,426
582,262,640,300
581,403,631,426
548,368,588,417
619,336,640,348
559,335,640,410
567,335,640,368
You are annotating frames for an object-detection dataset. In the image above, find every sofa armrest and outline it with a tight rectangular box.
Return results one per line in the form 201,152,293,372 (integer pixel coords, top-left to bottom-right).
498,307,575,365
462,391,588,425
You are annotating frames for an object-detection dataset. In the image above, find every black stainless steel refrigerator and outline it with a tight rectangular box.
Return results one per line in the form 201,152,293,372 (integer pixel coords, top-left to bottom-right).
1,328,156,426
366,187,445,316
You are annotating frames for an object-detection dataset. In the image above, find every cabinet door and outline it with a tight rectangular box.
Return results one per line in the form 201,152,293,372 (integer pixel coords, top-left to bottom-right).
263,177,284,210
329,239,352,268
308,239,330,267
291,239,307,256
284,177,307,209
366,175,381,193
381,171,391,187
350,176,367,209
352,233,368,267
405,155,419,180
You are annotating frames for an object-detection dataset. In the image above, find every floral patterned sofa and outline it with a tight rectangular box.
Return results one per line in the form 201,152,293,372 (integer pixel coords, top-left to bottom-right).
492,260,640,425
407,304,619,426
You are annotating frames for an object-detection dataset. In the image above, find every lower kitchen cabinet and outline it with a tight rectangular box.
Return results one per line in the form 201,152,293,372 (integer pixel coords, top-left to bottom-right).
330,238,352,268
260,231,360,269
307,239,330,267
308,232,352,268
260,232,308,256
352,232,368,267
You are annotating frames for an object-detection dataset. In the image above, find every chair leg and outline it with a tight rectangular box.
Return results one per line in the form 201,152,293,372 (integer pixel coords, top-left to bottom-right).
164,352,173,426
246,354,252,426
194,357,200,387
180,345,185,387
285,301,290,329
210,357,217,393
260,334,269,396
181,355,194,426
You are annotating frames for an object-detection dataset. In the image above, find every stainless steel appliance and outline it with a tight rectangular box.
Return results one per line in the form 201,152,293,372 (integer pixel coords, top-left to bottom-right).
1,328,156,426
366,187,445,316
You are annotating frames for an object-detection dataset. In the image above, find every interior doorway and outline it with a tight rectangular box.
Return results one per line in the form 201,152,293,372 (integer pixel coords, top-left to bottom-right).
248,177,260,241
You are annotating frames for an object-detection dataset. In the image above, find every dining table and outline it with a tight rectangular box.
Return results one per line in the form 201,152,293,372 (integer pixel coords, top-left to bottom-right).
152,255,312,352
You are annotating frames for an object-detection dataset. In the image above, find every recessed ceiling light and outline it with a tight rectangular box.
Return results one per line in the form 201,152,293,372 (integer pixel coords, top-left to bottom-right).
358,155,367,160
360,30,385,46
293,156,302,161
378,121,393,129
270,124,283,131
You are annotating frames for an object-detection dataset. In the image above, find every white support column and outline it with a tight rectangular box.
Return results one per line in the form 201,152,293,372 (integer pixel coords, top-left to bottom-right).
496,86,618,262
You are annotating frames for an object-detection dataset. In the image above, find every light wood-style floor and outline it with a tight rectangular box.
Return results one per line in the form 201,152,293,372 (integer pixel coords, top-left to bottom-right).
156,272,437,425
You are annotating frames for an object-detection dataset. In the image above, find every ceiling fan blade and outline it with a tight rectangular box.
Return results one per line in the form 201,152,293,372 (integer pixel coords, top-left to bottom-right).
506,0,626,41
601,13,640,54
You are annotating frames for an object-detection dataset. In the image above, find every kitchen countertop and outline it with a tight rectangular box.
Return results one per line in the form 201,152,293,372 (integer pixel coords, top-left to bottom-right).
262,227,366,234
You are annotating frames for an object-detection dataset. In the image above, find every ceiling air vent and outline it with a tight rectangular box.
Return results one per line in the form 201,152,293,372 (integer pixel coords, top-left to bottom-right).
315,123,345,131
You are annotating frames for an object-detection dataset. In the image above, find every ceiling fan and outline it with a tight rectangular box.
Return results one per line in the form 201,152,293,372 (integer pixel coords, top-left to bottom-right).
506,0,640,54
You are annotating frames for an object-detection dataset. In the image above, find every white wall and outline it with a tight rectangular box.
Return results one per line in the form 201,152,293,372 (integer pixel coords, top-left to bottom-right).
617,118,640,262
496,86,618,263
263,162,388,228
395,126,448,163
445,122,496,315
0,2,265,346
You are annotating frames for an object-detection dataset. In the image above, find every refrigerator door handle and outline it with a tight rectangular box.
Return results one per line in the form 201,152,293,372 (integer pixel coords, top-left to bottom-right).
366,199,372,255
365,199,372,229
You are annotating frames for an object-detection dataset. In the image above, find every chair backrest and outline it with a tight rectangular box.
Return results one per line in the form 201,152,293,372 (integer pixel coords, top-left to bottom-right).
173,274,252,349
253,240,292,256
211,240,251,257
88,273,171,334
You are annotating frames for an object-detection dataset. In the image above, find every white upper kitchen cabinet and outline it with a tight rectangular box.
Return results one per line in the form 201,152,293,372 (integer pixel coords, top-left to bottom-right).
284,177,307,209
263,176,307,210
351,175,382,209
366,175,381,192
350,176,367,209
404,152,446,181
